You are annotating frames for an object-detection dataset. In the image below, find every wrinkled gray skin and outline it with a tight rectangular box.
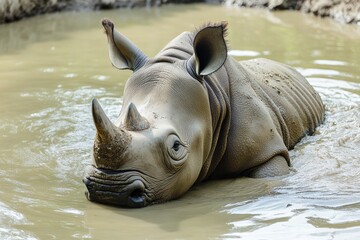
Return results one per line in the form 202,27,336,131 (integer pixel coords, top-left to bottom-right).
83,19,325,208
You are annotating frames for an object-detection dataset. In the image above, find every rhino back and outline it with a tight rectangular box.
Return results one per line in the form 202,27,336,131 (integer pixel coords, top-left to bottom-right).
241,58,325,149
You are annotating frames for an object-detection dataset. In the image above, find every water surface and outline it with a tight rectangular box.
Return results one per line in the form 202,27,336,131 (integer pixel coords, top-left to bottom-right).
0,4,359,239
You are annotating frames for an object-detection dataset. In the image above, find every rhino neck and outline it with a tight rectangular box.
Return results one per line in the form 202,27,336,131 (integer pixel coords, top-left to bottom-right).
155,32,194,61
195,71,232,183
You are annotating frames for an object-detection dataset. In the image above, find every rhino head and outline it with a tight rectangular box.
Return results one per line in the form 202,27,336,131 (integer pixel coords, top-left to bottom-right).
83,19,228,207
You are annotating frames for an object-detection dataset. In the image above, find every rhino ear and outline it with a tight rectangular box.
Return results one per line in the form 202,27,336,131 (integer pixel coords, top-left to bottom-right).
102,19,148,71
187,22,228,77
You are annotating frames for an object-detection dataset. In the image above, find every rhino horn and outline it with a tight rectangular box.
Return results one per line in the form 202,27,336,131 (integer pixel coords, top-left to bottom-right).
92,98,119,142
102,18,147,71
123,103,150,131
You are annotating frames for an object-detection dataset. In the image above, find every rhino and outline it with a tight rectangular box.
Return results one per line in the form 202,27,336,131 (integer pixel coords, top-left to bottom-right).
83,19,325,208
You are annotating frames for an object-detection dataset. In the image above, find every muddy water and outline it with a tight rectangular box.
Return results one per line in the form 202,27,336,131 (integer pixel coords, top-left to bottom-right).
0,4,359,239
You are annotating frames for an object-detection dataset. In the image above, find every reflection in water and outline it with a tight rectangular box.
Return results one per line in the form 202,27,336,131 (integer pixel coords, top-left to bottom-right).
0,4,359,240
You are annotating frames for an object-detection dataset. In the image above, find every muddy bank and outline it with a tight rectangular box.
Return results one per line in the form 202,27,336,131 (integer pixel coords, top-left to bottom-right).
0,0,359,24
225,0,360,25
0,0,161,24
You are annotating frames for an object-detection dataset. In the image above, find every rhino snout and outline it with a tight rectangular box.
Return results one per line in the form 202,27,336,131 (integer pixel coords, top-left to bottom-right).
83,176,147,208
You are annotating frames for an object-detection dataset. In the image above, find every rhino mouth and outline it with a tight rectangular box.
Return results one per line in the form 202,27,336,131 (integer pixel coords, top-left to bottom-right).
83,166,152,208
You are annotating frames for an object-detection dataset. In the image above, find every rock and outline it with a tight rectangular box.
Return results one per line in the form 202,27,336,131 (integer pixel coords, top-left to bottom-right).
0,0,148,24
301,0,360,24
0,0,359,24
224,0,269,8
270,0,304,10
0,0,73,23
226,0,360,25
223,0,304,9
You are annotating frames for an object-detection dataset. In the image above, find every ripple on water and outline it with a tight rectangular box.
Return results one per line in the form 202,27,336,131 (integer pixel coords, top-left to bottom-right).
228,50,261,57
41,67,55,73
31,87,122,180
54,208,84,215
313,60,348,66
0,202,27,224
309,77,360,91
64,73,78,78
91,75,109,81
0,202,37,240
296,67,352,78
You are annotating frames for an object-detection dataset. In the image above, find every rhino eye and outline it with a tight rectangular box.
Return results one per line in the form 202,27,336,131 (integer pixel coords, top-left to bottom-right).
166,135,187,161
173,141,181,151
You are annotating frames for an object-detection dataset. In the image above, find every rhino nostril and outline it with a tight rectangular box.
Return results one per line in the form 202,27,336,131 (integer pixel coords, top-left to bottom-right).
128,182,146,207
130,188,144,201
